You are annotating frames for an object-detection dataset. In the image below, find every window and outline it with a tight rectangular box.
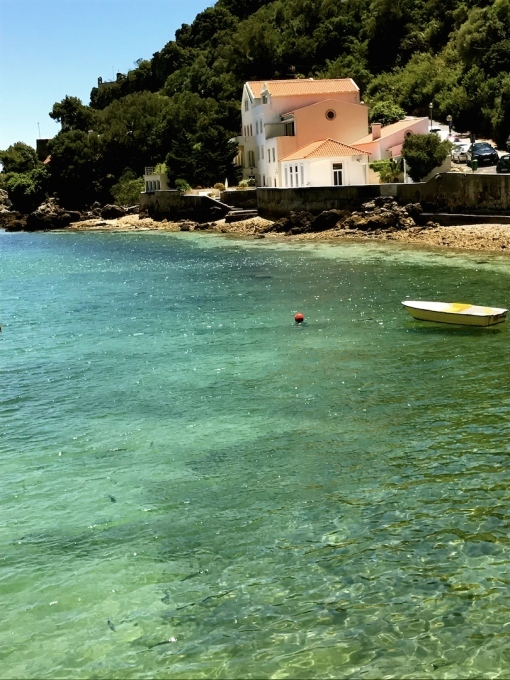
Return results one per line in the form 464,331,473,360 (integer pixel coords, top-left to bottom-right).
272,148,275,163
261,146,264,159
248,150,255,167
300,164,304,185
267,148,270,163
244,99,249,111
262,94,268,104
333,162,343,186
263,175,266,186
284,121,295,136
289,165,294,187
255,120,259,134
250,124,253,136
257,147,260,160
285,167,288,186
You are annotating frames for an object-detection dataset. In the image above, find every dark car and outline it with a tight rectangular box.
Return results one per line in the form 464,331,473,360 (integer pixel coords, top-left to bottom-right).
497,154,510,173
467,142,499,166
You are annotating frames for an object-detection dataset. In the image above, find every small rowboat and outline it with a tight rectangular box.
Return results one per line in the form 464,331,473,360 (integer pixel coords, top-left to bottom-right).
402,300,508,327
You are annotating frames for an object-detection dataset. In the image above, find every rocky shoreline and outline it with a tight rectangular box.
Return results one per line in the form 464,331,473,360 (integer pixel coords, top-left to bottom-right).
3,195,510,253
69,198,510,255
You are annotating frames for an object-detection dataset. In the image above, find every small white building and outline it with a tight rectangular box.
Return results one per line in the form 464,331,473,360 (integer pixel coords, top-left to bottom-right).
280,139,370,187
143,167,169,193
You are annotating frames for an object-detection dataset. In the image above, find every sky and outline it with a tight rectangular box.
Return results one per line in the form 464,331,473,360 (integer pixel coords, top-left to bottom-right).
0,0,215,150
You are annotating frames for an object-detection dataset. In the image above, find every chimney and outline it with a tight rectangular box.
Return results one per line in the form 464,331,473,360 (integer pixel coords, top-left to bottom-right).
372,123,382,140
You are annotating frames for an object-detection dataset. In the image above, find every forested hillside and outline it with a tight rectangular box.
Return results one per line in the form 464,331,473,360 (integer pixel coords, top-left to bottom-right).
3,0,510,209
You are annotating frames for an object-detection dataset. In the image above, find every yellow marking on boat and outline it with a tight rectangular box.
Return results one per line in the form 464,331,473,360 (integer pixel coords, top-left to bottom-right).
446,303,472,313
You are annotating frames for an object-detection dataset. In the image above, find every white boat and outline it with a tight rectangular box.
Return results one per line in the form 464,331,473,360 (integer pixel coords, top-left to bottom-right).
402,300,508,327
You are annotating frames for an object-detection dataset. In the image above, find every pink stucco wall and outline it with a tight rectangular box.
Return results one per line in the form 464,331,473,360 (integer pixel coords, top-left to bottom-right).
292,100,369,148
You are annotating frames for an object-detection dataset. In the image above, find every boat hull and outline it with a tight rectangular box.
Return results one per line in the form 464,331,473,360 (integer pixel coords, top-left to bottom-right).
402,301,508,327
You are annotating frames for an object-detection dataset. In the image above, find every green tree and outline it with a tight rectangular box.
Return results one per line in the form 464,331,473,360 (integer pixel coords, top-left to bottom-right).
110,169,144,205
50,96,97,132
369,101,405,125
48,130,99,208
402,133,452,181
5,166,49,213
0,142,38,174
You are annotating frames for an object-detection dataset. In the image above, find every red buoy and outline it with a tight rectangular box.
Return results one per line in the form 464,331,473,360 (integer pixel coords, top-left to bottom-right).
294,312,305,324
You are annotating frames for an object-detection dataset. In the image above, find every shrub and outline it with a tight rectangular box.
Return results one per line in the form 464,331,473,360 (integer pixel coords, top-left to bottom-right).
110,170,144,205
238,179,249,190
368,101,405,126
369,158,402,183
402,134,453,182
214,182,225,191
175,178,191,194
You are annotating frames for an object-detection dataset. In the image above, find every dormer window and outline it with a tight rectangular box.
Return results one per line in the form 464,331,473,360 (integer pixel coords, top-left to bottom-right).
262,94,268,104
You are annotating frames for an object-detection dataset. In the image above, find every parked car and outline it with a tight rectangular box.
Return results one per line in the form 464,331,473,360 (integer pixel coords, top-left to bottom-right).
429,126,449,141
496,154,510,173
467,142,499,166
451,142,470,163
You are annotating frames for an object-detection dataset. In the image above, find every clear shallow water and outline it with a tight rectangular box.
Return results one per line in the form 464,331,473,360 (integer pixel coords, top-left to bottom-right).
2,230,510,679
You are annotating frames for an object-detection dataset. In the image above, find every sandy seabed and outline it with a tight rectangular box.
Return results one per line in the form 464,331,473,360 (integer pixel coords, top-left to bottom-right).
69,214,510,254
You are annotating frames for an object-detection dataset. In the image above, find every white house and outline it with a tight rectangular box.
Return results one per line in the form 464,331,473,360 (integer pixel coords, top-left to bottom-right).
235,79,438,187
235,78,370,188
280,139,370,187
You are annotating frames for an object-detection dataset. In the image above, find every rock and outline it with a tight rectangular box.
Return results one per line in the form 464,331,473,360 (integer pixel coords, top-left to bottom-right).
101,204,126,219
125,205,140,215
0,211,27,231
405,203,423,220
311,209,350,232
0,188,12,208
25,199,81,231
268,211,315,234
179,220,197,231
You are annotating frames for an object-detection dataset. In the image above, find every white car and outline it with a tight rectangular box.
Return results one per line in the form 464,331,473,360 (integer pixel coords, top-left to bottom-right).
451,142,470,163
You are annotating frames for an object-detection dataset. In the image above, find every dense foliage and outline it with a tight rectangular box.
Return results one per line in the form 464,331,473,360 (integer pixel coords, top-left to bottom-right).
402,133,453,181
3,0,510,208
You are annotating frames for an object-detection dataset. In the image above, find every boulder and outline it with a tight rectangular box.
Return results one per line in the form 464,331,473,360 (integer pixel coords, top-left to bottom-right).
0,188,12,208
269,211,315,234
25,199,81,231
101,204,126,219
311,209,350,232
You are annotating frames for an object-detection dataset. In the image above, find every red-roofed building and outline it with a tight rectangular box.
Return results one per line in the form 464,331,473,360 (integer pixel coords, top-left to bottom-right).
280,139,370,186
236,78,370,187
234,78,436,187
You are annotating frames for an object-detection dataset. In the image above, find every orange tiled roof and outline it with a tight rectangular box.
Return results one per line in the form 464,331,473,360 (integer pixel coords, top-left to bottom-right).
353,117,428,145
281,139,370,161
247,79,358,98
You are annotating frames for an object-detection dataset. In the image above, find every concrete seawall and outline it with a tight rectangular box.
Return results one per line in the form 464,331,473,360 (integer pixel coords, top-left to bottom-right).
140,174,510,222
257,174,510,218
140,190,230,221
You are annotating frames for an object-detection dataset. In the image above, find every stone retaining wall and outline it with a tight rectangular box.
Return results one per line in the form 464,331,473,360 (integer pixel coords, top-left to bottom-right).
257,174,510,218
140,190,230,221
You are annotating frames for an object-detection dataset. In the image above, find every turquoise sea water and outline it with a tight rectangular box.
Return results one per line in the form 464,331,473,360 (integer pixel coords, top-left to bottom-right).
2,230,510,679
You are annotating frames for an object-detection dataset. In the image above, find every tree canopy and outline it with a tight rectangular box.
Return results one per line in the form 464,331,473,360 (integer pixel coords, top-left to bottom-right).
4,0,510,208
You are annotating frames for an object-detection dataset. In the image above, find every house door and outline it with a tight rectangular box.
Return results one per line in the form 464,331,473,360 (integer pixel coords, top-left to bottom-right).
333,163,343,186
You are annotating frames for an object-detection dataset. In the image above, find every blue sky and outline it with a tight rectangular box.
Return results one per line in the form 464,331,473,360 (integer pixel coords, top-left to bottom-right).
0,0,214,150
